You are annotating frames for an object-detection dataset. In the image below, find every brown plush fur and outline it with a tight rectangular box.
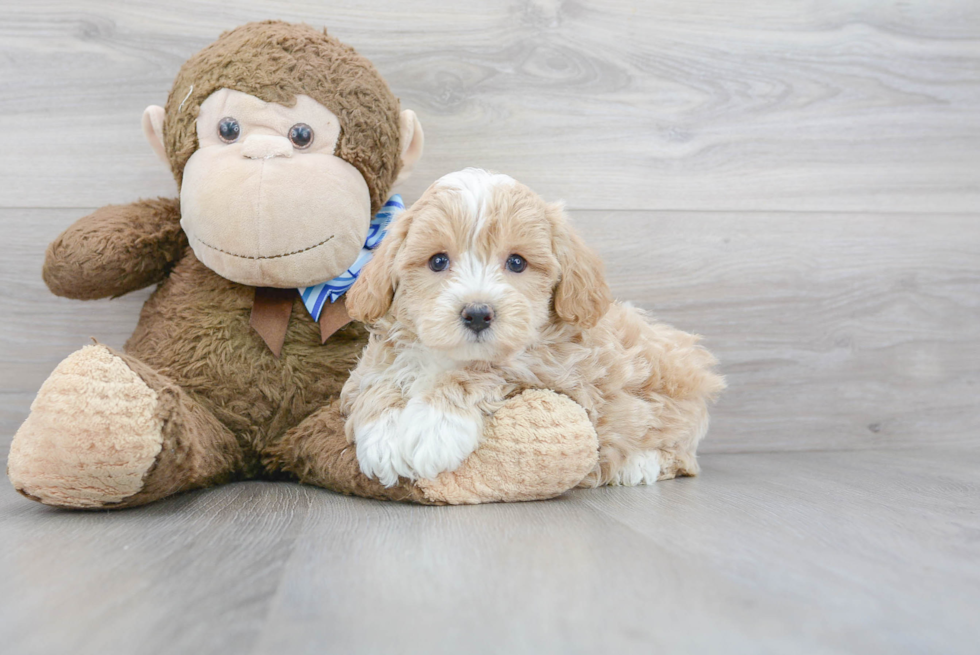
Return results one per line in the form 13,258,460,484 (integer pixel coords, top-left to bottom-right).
18,21,419,506
127,251,370,476
262,399,433,504
111,347,247,508
43,198,186,300
164,21,402,214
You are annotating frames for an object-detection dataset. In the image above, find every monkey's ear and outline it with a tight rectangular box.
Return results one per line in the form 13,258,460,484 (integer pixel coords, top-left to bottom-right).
394,110,424,184
141,105,169,166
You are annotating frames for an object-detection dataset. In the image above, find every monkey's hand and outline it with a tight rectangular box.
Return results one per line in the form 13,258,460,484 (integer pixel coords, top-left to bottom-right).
43,197,187,300
417,389,599,504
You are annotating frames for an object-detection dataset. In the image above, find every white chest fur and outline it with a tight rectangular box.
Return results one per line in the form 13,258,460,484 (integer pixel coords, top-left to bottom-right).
349,345,493,486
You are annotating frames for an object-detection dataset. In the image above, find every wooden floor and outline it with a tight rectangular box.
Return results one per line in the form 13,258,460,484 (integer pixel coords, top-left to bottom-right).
1,1,979,653
2,448,978,654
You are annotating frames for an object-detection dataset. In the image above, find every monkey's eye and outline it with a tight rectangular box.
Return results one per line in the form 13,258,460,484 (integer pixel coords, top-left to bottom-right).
506,254,527,273
217,117,240,143
288,123,314,149
428,253,450,272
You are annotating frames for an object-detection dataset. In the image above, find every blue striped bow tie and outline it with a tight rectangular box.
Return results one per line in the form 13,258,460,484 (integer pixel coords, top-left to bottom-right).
298,194,404,321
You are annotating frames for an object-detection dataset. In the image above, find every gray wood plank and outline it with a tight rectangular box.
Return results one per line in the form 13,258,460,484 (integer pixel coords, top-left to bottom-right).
574,210,980,453
2,448,976,655
254,449,980,655
0,1,978,211
0,480,314,655
4,208,977,453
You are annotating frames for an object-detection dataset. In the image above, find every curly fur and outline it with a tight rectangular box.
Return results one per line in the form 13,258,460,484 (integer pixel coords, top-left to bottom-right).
344,169,726,485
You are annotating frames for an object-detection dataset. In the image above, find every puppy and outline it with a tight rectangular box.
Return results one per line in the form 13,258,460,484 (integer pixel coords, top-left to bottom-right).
342,168,725,487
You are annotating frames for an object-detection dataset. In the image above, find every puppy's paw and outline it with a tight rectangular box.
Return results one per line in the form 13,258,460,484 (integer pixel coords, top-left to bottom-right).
399,399,482,481
610,450,662,486
354,409,408,487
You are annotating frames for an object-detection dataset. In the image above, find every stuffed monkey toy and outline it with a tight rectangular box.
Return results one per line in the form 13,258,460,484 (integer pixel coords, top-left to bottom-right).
6,21,598,509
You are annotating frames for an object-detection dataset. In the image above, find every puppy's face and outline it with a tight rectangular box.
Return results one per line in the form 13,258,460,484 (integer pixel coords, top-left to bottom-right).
348,169,612,362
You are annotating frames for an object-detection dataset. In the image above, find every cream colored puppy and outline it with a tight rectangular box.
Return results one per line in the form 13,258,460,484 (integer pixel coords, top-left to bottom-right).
342,169,725,487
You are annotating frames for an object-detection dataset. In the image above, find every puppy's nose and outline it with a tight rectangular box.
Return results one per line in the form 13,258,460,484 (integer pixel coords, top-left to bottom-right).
461,303,494,334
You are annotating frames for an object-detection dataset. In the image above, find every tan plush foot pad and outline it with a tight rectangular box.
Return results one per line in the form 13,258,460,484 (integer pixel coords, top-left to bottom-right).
7,345,164,508
418,389,599,504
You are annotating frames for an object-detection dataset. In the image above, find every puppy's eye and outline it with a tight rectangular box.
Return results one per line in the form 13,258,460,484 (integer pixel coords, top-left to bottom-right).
505,254,527,273
428,253,450,272
288,123,314,149
218,117,241,143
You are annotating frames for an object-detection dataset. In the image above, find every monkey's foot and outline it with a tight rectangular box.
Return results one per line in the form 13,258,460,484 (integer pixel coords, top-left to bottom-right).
8,345,165,508
417,389,599,504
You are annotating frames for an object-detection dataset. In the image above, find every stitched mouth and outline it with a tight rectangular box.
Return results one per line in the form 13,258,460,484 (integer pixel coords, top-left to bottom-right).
189,233,335,260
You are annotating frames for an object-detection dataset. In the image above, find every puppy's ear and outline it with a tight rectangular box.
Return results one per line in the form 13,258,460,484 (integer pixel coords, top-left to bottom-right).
548,202,613,329
347,213,412,324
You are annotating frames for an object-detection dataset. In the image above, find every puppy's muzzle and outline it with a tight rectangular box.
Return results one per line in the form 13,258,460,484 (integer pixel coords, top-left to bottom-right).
461,303,494,334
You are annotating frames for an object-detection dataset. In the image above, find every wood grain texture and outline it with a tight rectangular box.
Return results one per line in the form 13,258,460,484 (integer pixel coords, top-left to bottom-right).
0,1,978,211
574,210,980,453
4,209,977,453
2,5,979,653
1,448,977,655
0,481,313,655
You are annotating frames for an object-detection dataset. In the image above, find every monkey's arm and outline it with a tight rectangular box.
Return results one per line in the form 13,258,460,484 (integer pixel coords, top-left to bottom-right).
43,198,187,300
264,390,599,505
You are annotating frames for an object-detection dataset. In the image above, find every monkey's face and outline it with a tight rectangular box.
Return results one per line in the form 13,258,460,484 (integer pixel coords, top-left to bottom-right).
178,89,373,288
